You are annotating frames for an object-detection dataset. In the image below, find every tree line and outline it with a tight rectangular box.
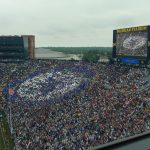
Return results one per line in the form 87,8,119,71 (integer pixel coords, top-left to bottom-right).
42,47,112,62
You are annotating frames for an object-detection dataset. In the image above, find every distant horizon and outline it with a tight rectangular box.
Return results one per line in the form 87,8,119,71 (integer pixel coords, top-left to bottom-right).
1,0,150,47
37,46,112,48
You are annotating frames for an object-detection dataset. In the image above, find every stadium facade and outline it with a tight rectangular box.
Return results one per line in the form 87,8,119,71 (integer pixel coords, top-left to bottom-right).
113,25,150,65
0,35,35,61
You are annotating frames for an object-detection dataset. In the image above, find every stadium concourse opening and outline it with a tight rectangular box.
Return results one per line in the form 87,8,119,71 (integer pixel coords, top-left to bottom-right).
1,27,150,149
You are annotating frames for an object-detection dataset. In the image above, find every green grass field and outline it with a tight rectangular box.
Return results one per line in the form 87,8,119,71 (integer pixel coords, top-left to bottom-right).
0,123,5,150
0,111,14,150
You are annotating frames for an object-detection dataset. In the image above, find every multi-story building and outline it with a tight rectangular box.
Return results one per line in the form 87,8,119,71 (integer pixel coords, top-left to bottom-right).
0,35,35,61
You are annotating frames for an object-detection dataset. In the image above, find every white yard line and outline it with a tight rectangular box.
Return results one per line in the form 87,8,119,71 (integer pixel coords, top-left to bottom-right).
0,122,7,149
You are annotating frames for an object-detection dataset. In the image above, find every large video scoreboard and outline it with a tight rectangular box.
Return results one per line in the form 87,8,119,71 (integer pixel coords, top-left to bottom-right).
113,26,150,65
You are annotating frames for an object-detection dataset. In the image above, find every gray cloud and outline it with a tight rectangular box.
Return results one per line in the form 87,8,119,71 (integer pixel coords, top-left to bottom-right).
0,0,150,46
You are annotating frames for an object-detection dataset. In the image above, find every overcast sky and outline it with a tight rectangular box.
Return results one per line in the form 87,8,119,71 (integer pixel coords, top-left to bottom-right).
0,0,150,47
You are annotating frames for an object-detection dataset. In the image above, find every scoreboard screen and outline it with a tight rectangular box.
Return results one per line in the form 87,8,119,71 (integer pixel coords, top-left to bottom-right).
115,26,148,57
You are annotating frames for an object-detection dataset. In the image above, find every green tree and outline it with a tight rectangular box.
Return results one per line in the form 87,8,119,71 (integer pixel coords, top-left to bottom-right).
108,57,114,64
82,50,99,63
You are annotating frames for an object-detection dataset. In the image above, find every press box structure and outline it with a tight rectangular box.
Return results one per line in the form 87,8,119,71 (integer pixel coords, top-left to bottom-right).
0,35,35,61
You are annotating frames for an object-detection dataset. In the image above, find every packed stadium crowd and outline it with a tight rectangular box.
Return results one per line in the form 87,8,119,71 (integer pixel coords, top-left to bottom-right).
1,60,150,150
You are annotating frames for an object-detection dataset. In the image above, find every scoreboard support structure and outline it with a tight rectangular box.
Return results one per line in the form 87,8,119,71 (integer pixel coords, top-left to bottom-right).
112,25,150,66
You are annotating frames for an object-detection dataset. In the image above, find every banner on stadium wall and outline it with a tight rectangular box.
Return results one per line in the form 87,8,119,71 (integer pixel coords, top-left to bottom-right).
117,26,147,33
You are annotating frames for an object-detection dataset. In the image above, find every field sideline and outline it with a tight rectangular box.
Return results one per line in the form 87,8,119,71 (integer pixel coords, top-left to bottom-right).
0,111,14,150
